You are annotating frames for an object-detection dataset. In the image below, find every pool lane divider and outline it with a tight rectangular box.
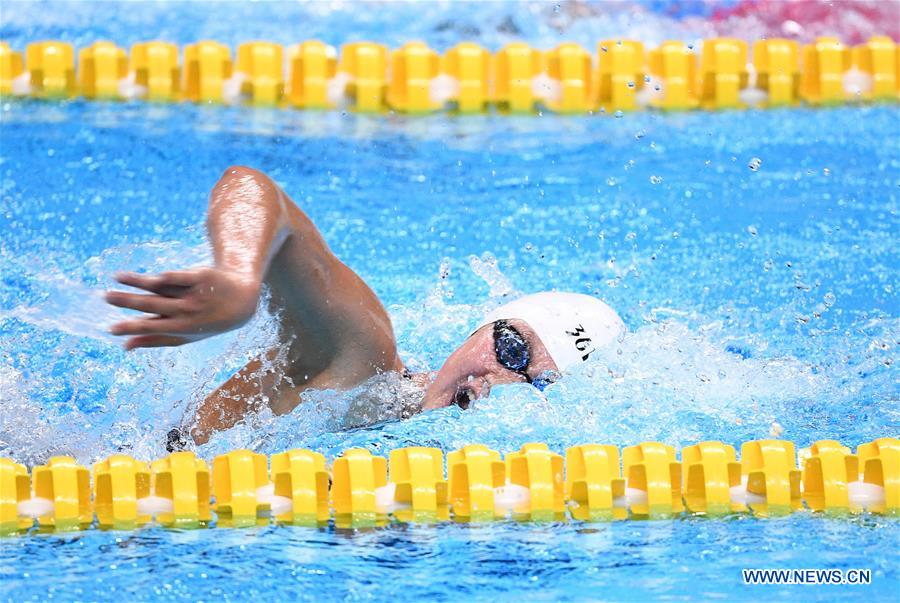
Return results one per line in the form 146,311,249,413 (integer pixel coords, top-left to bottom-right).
0,36,897,113
0,437,897,535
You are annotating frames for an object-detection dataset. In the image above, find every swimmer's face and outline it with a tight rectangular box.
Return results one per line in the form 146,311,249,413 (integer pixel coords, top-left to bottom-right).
421,319,558,410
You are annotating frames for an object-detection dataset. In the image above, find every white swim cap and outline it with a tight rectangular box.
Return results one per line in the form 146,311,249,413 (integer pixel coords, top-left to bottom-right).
477,292,625,371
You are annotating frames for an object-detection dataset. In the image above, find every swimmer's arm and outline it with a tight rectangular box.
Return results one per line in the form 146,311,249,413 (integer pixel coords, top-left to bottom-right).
106,166,289,349
108,165,402,444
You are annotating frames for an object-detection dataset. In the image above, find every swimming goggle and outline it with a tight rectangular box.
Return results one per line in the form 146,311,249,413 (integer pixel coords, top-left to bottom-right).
493,320,555,391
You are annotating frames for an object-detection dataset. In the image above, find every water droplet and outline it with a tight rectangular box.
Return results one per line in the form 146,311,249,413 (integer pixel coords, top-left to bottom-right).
684,190,693,198
614,110,624,118
634,130,645,140
747,225,758,236
524,242,534,252
600,46,608,53
606,176,618,186
650,175,662,184
823,292,836,307
748,157,762,171
626,81,635,88
823,167,831,176
644,75,651,83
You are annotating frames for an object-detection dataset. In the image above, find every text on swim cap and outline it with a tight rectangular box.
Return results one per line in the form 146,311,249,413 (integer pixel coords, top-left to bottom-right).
566,324,595,361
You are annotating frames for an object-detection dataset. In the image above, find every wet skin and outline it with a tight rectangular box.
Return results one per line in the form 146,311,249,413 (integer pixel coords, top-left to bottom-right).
106,166,555,445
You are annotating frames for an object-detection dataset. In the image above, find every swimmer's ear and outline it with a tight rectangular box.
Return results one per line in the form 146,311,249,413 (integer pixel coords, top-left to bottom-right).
165,427,189,452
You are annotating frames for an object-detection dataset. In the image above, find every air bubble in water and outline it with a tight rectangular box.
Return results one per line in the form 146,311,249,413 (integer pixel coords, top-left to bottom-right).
748,157,762,171
747,225,758,236
606,176,618,186
823,292,836,307
650,175,662,184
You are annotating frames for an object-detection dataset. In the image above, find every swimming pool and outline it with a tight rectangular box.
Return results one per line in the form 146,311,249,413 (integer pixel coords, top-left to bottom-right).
2,2,899,602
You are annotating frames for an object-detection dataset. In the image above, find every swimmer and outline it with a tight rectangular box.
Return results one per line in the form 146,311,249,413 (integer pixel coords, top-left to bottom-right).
105,167,624,449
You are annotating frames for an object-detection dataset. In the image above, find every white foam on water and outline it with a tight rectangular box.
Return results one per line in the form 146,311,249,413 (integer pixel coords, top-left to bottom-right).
17,497,54,518
430,74,459,106
136,495,174,516
374,482,411,514
493,482,530,515
848,481,885,510
729,474,767,506
255,483,293,516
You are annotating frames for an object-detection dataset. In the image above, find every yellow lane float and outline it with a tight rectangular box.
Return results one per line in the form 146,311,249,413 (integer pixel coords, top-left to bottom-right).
271,448,330,526
595,39,645,112
339,41,388,112
183,40,232,104
1,437,897,535
234,41,283,106
442,42,490,113
751,39,800,107
25,40,76,98
646,40,698,110
1,36,896,111
682,441,742,515
287,40,337,109
0,42,25,95
565,444,626,521
389,447,449,522
130,41,179,101
78,41,127,100
698,38,748,109
493,42,543,113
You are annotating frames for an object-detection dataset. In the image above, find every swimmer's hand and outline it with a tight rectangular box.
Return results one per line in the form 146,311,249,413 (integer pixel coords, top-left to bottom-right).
105,268,259,350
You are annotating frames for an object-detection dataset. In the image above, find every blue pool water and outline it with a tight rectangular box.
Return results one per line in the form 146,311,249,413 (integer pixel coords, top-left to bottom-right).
2,2,900,602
